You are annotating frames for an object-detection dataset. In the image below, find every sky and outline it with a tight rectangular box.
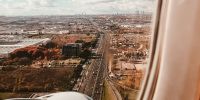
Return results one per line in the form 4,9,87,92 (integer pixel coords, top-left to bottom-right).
0,0,155,16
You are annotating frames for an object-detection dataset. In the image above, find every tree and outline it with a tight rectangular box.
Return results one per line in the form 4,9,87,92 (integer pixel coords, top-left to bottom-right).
91,40,98,48
75,40,85,44
32,49,44,60
44,41,57,48
80,49,91,59
18,57,32,65
86,33,90,36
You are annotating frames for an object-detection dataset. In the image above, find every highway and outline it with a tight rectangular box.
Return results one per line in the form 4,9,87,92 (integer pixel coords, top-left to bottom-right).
75,17,123,100
76,33,107,100
74,17,113,100
75,17,144,100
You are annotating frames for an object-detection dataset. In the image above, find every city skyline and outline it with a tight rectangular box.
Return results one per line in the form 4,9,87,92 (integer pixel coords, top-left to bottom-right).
0,0,154,16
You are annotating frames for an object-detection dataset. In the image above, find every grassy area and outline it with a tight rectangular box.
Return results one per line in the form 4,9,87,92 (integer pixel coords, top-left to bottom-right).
0,93,12,100
127,90,138,100
102,80,138,100
102,80,117,100
118,87,139,100
122,90,138,100
0,93,32,100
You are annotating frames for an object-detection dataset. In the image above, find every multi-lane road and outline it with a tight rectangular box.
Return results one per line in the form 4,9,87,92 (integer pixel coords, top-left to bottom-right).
74,18,123,100
76,33,107,100
73,17,111,100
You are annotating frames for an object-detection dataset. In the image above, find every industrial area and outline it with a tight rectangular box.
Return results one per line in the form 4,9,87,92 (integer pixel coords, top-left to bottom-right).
0,14,152,100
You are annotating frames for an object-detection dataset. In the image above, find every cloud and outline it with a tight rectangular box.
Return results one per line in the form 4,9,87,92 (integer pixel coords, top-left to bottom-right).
89,0,154,11
87,0,118,5
27,0,56,7
0,0,155,16
71,0,154,14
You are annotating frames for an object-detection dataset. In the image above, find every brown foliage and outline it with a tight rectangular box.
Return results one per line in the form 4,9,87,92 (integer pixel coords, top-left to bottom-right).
2,46,61,65
0,68,74,92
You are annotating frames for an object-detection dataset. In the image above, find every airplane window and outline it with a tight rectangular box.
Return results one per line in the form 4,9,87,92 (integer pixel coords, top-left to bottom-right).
0,0,156,100
138,0,200,100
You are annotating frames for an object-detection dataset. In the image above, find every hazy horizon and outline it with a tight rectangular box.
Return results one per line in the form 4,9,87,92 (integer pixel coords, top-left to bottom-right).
0,0,154,16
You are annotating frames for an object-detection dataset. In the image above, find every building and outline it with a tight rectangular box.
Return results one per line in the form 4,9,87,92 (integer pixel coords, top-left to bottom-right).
62,43,82,57
0,37,51,57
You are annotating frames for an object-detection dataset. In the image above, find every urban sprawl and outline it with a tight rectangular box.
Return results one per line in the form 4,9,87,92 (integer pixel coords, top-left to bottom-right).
0,14,152,100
